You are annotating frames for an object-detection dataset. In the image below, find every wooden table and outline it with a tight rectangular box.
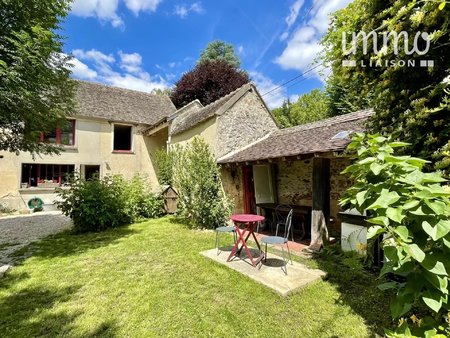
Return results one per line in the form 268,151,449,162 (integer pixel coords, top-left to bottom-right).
227,214,265,267
256,203,311,241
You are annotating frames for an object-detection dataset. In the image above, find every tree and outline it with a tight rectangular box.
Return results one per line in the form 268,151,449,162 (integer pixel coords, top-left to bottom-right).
151,87,172,96
198,40,241,68
172,137,232,229
272,99,294,128
272,89,331,128
170,60,250,108
322,0,450,172
0,0,75,155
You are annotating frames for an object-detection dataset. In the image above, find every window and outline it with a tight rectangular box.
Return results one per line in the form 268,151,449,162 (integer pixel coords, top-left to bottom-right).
59,120,75,146
83,165,100,180
331,130,353,140
21,164,75,188
41,120,75,146
113,124,132,152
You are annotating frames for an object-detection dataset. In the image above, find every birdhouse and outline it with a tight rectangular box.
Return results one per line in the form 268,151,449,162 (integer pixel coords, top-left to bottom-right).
162,186,178,214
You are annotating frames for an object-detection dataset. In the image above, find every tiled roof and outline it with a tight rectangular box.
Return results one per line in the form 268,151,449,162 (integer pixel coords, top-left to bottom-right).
74,80,176,126
170,83,252,135
217,109,374,163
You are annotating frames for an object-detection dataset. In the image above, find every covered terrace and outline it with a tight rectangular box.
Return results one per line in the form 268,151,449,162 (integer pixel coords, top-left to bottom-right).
218,109,374,250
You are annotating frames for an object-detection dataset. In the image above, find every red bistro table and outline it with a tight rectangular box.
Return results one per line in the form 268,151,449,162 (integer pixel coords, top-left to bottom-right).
227,214,265,267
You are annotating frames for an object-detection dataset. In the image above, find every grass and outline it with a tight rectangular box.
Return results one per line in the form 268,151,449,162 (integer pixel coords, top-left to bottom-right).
0,217,391,337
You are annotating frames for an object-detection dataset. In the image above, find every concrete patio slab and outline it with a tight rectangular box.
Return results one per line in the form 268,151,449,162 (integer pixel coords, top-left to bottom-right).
201,247,326,297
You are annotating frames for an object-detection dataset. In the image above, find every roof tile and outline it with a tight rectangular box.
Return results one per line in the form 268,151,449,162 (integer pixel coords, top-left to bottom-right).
217,109,374,163
75,80,176,126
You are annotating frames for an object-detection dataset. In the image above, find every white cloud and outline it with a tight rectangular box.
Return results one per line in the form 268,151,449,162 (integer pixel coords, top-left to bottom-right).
280,0,305,42
289,94,299,103
174,5,188,18
276,26,322,71
73,49,115,64
71,0,163,27
69,58,98,80
118,51,143,74
276,0,352,77
69,49,168,93
190,2,203,13
72,49,115,75
123,0,162,15
174,2,204,18
286,0,305,28
280,31,289,41
308,0,353,35
250,71,286,109
237,45,244,55
71,0,124,27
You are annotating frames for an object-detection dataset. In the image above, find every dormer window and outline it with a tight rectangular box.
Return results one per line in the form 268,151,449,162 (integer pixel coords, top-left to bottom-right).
113,124,133,152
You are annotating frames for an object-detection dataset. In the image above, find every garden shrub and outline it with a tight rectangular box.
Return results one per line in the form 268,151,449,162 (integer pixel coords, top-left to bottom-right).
172,137,232,229
56,173,164,233
341,133,450,337
121,175,165,220
154,149,175,186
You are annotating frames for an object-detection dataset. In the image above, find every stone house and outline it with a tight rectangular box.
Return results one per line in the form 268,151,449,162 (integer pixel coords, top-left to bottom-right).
217,110,373,241
0,81,176,210
144,82,373,239
0,79,372,243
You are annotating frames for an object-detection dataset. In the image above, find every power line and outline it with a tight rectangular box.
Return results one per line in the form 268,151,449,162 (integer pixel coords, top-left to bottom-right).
260,63,323,97
262,64,326,99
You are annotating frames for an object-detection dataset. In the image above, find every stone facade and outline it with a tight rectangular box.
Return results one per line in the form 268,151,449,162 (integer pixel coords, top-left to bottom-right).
220,157,352,227
276,160,313,207
216,89,277,158
221,165,245,214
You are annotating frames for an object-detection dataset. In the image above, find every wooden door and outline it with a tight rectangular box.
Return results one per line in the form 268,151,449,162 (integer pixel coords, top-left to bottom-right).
242,165,256,214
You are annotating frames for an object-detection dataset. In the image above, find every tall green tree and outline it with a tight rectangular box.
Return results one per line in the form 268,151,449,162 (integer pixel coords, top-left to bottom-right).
322,0,450,171
272,99,294,128
272,89,331,128
198,40,241,68
0,0,75,155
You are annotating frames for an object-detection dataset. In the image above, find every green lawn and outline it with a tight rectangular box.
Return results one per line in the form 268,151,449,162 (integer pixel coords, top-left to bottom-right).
0,217,391,337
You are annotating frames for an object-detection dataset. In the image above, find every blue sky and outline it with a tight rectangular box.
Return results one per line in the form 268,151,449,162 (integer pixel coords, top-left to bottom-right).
63,0,353,108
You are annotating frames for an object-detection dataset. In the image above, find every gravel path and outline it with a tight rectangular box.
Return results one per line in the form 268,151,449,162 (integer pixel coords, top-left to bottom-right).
0,211,72,265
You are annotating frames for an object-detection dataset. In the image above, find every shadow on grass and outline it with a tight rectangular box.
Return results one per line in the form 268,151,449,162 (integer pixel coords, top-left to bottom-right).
10,225,140,264
310,245,392,336
0,283,118,337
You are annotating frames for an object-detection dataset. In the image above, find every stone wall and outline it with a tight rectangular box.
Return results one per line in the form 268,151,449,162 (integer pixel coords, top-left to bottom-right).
276,158,351,217
216,88,277,158
221,165,245,214
276,160,313,207
220,157,352,221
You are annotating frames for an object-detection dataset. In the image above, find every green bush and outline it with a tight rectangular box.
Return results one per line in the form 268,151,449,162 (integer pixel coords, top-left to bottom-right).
121,175,165,220
154,149,175,186
56,174,164,233
172,137,232,229
341,133,450,337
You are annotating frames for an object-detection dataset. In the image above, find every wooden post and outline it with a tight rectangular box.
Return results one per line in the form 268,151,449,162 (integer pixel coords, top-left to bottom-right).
309,157,330,251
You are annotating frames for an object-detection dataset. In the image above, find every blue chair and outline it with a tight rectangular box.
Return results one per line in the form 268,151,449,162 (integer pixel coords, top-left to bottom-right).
260,209,293,274
215,224,237,255
275,204,295,242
